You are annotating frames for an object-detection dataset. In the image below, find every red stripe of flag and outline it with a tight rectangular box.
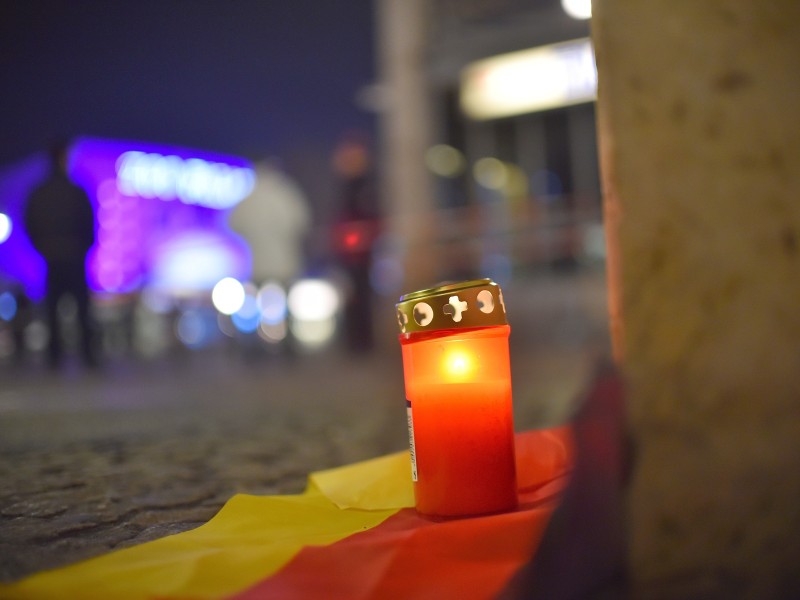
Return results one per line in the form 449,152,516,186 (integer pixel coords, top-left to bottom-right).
232,429,572,600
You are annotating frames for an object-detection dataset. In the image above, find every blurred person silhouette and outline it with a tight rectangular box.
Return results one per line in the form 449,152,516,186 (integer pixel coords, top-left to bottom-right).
331,132,382,354
229,158,311,287
9,283,34,364
24,140,99,368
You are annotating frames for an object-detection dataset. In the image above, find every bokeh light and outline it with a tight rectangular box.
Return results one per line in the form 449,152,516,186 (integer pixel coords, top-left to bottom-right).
0,291,17,321
473,158,509,190
257,282,287,325
175,310,208,348
258,320,287,344
287,279,340,322
212,277,246,315
425,145,466,178
287,278,341,349
0,213,12,244
290,318,337,349
561,0,592,20
231,293,260,334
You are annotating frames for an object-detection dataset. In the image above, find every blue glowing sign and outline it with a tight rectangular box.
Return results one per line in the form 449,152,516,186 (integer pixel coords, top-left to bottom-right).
115,151,254,209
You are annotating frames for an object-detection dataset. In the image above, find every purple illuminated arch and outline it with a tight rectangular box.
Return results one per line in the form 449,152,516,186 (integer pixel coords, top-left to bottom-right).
0,137,255,300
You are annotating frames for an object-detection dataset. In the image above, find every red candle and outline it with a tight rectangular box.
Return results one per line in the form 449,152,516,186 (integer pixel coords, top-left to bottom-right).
397,280,517,518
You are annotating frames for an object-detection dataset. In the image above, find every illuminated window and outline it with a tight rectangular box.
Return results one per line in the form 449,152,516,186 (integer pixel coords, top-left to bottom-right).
461,38,597,119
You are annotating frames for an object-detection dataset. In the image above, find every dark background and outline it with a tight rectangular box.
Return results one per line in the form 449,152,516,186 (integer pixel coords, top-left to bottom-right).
0,0,376,166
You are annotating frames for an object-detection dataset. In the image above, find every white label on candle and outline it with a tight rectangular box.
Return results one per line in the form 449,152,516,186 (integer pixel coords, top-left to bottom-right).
406,399,418,481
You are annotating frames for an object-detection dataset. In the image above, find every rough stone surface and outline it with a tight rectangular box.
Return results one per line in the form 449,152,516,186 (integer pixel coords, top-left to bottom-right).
593,2,800,597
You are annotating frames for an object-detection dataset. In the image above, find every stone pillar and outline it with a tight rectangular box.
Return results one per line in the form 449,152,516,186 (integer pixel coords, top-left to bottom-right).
593,1,800,596
375,0,438,293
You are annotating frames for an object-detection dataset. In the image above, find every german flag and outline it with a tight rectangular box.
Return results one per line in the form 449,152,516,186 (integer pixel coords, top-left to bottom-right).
0,428,572,600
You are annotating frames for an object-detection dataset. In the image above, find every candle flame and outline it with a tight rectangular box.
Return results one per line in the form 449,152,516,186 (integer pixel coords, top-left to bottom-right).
444,350,473,379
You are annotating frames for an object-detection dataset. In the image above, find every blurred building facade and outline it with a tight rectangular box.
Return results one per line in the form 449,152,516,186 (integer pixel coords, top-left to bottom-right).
375,0,598,291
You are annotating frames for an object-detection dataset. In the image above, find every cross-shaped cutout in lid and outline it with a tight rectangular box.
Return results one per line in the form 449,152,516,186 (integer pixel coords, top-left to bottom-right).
443,295,468,322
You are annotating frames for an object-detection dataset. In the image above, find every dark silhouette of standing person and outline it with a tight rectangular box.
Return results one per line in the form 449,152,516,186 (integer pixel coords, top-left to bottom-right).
331,132,381,353
24,141,98,368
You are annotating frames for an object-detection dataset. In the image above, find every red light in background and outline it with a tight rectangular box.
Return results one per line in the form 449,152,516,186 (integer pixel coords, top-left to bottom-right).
344,231,361,249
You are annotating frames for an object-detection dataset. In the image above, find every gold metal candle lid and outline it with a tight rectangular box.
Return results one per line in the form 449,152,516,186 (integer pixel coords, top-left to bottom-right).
396,278,507,334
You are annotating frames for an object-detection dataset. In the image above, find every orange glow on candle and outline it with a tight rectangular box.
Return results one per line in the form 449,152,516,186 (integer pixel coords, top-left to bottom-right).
400,325,518,517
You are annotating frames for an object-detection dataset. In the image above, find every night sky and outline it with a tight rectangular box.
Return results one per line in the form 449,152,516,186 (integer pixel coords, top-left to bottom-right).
0,0,376,167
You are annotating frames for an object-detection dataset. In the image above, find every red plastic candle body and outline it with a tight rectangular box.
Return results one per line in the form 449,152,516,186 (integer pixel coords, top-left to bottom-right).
400,324,517,517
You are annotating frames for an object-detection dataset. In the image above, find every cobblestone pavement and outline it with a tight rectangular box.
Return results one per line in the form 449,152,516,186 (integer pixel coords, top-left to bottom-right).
0,269,610,583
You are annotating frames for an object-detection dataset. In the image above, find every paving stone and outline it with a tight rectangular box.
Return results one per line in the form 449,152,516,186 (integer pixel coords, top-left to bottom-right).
1,499,70,519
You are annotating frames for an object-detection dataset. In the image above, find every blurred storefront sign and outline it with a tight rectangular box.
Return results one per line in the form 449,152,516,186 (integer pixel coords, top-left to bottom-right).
115,150,254,210
460,38,596,120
